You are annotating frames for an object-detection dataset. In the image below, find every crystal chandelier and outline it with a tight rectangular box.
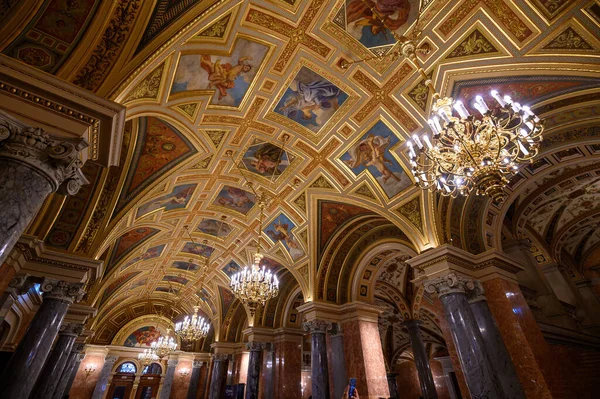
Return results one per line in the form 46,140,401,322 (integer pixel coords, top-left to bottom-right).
174,305,210,341
138,348,158,366
230,196,279,314
150,328,178,359
340,4,544,203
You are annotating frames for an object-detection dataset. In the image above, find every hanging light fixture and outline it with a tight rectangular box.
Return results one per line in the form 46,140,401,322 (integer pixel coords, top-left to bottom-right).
341,1,544,203
230,195,279,315
138,348,158,366
150,327,178,359
174,305,210,341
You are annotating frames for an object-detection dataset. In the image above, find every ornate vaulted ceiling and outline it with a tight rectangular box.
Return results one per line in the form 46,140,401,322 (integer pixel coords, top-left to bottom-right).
3,0,599,343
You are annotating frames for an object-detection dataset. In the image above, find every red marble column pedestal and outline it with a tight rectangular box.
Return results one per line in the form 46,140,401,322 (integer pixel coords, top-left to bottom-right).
340,304,389,399
274,330,303,399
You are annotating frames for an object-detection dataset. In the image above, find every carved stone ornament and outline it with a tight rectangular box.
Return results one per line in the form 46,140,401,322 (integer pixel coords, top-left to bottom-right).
246,341,267,352
329,322,343,337
302,319,332,334
212,353,229,362
59,323,85,337
105,355,119,364
40,279,85,304
423,273,476,298
0,114,89,195
466,279,487,303
192,360,205,368
73,343,86,353
8,274,34,294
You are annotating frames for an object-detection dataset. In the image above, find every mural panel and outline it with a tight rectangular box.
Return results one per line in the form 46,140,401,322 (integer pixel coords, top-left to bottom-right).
162,275,189,285
221,260,241,278
124,326,161,347
264,214,305,261
172,261,200,271
274,66,348,133
181,242,215,257
110,227,160,266
136,184,196,218
118,244,166,273
341,120,410,198
100,271,141,304
212,186,256,215
317,201,374,256
242,141,291,178
171,38,269,107
197,219,232,237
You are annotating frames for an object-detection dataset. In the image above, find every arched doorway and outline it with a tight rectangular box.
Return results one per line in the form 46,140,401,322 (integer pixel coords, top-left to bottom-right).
107,361,137,399
136,362,162,399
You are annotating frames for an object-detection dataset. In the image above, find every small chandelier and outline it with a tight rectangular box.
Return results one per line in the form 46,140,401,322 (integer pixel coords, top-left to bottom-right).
407,89,544,203
150,328,178,359
138,348,158,366
230,196,279,314
174,305,210,341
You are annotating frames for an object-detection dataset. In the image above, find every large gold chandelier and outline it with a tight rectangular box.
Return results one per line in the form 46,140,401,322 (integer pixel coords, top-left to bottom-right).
174,305,210,341
341,1,543,203
230,196,279,314
150,328,178,359
138,348,158,366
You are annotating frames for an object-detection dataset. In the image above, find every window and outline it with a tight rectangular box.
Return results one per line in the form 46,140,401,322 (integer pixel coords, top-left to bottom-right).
117,362,137,373
142,362,162,375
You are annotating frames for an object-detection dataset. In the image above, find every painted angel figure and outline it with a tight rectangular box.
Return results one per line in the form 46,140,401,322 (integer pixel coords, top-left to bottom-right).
266,221,304,260
200,55,253,100
344,134,401,183
347,0,411,36
279,80,341,120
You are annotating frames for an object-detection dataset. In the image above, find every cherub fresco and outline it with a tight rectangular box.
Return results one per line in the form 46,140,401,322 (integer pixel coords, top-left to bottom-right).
124,326,160,347
213,186,256,215
182,242,214,257
221,261,241,278
344,0,418,49
242,142,290,177
136,184,196,218
341,121,410,198
171,38,269,107
265,215,305,261
197,219,232,237
275,67,348,132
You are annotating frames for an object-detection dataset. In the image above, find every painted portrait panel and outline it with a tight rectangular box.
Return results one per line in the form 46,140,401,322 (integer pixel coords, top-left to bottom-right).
342,0,420,49
124,326,160,347
172,261,200,272
162,275,189,285
136,184,196,219
110,227,159,266
182,242,215,257
275,66,348,133
171,38,269,107
212,186,256,215
341,120,411,198
197,219,232,237
198,288,217,314
119,244,166,273
264,214,305,261
221,260,241,278
155,286,179,294
242,141,291,178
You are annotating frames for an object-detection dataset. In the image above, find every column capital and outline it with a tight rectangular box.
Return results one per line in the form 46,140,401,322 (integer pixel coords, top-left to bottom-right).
40,279,85,304
424,273,475,297
302,319,332,334
105,355,118,364
0,113,89,195
466,279,487,303
330,322,343,337
167,359,178,367
59,322,84,337
192,360,205,368
211,353,229,362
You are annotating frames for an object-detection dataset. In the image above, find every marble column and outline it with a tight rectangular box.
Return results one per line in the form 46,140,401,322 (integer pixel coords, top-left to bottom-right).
91,355,118,399
386,373,399,399
0,279,84,399
0,112,88,265
424,273,505,399
31,322,83,399
208,354,228,399
245,341,264,399
159,359,178,399
434,356,459,399
263,344,275,399
467,281,525,399
52,344,85,399
187,360,205,399
303,320,331,399
403,319,438,399
329,324,348,399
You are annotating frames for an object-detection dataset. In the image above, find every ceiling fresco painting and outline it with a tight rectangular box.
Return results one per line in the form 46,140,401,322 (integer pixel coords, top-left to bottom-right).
7,0,596,349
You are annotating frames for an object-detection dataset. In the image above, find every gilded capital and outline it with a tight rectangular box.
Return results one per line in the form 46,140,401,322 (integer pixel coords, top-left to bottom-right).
424,273,475,298
0,113,89,195
40,279,85,304
302,319,332,334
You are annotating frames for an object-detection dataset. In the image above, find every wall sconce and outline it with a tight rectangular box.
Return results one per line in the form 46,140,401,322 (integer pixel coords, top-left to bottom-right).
178,368,190,382
84,364,97,379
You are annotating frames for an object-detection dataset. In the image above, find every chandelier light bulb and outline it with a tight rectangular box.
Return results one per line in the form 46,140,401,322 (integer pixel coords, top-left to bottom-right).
174,306,211,342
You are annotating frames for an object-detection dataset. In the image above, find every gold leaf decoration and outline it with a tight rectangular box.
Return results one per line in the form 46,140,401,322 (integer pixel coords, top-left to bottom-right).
310,175,334,189
297,229,307,245
543,27,593,50
407,71,433,112
293,192,307,213
297,264,309,283
124,62,164,102
204,130,227,148
395,196,423,234
353,183,377,201
174,102,199,121
446,29,499,59
197,13,231,38
192,155,213,170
